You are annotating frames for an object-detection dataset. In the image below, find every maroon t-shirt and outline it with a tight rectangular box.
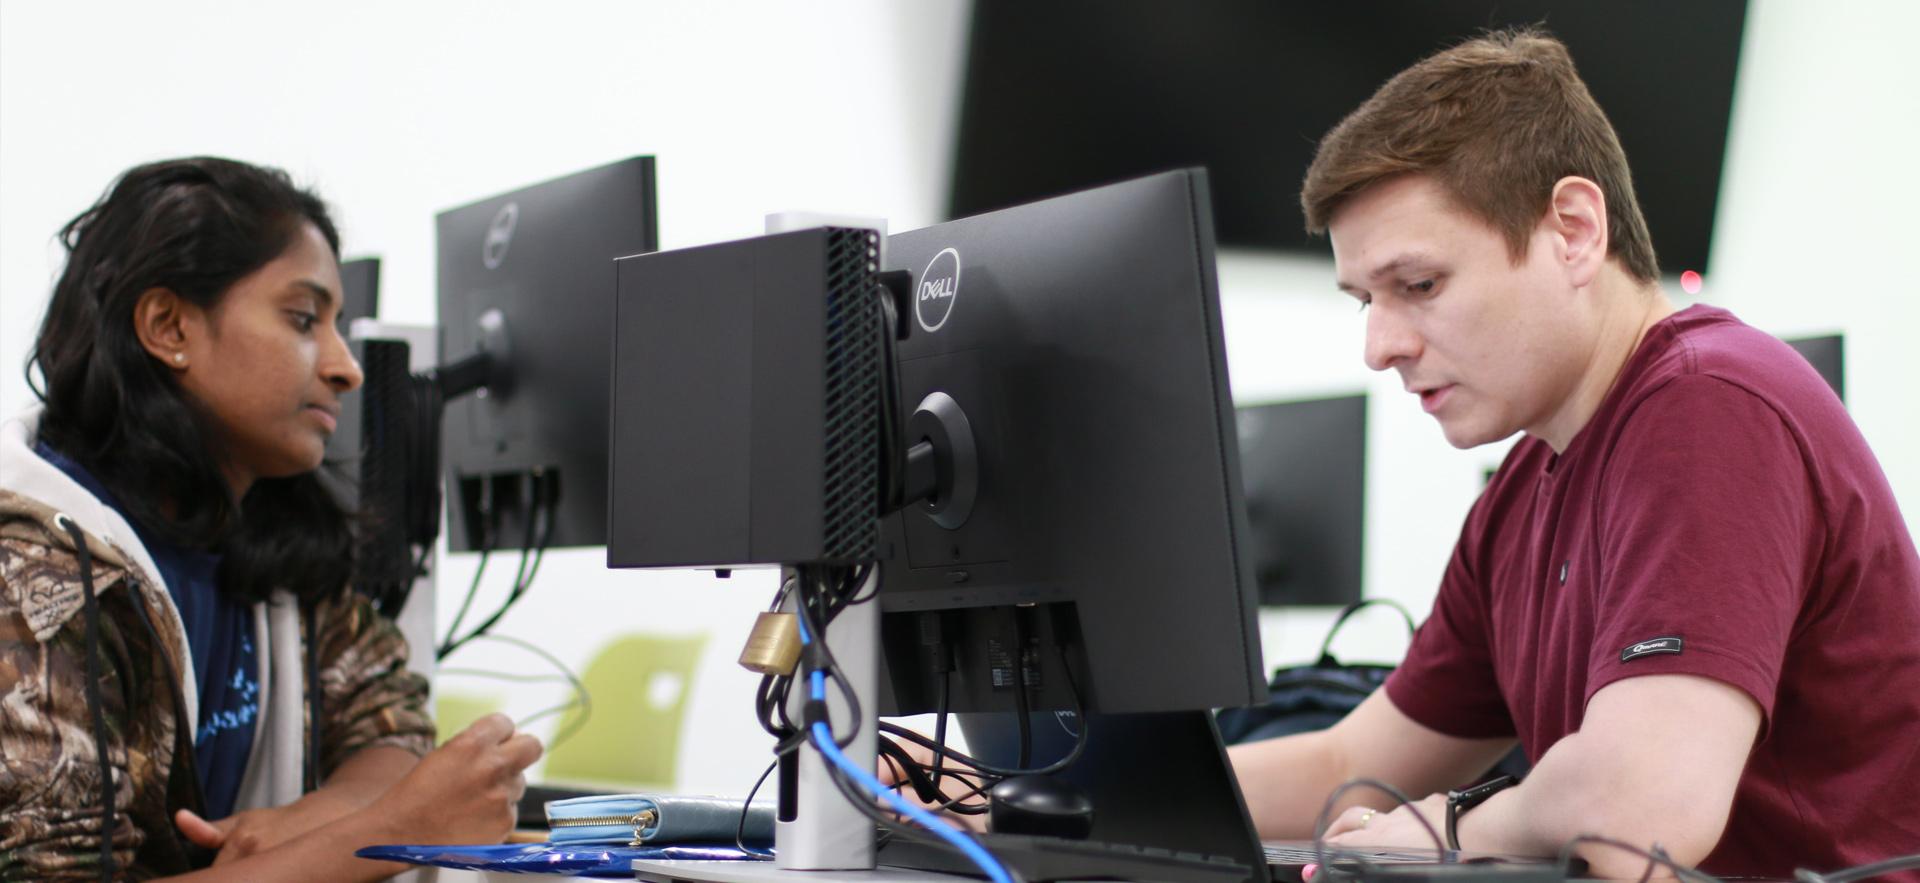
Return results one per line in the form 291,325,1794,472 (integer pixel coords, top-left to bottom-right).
1385,305,1920,876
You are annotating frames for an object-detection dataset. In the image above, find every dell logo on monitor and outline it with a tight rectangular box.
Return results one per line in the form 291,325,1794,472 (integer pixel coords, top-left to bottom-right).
915,247,961,332
483,202,519,270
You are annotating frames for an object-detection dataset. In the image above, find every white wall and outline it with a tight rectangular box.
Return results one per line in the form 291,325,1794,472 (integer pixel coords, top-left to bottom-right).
3,0,1916,793
1232,0,1920,668
0,0,973,797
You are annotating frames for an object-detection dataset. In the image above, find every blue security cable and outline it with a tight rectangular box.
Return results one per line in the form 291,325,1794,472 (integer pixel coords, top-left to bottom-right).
796,599,1015,883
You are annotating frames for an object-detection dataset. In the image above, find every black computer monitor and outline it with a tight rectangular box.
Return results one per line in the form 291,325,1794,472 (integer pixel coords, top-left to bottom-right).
607,170,1269,878
436,157,657,551
873,168,1265,719
609,168,1263,713
314,257,419,613
871,170,1270,876
1237,394,1366,607
338,256,381,328
325,257,384,466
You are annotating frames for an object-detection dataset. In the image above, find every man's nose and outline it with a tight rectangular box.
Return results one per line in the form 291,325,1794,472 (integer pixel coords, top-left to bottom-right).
1363,301,1421,373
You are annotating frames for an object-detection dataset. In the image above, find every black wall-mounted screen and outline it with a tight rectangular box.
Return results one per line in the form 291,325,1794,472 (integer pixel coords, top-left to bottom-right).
951,0,1747,275
1784,334,1844,403
1237,395,1366,607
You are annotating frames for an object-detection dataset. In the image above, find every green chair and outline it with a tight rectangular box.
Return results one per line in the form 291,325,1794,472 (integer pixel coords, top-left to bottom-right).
432,691,506,746
540,632,708,790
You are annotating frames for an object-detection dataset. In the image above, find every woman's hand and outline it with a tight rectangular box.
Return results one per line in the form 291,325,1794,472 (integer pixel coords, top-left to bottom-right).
174,745,421,863
366,713,544,845
174,791,358,864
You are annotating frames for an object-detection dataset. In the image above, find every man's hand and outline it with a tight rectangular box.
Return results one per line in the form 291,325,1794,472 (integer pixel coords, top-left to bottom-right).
876,732,988,832
1322,793,1451,850
174,791,359,864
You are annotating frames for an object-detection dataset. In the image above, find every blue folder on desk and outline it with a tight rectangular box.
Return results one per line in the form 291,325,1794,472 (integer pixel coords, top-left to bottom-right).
356,842,766,877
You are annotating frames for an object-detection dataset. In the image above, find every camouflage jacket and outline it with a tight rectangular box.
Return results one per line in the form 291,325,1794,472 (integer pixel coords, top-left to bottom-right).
1,411,435,880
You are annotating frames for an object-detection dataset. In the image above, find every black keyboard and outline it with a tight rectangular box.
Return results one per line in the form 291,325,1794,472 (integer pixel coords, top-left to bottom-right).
880,832,1253,883
1266,844,1459,864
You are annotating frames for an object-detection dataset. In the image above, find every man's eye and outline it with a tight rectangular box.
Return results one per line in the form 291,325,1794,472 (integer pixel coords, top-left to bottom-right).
1408,279,1437,295
1356,296,1372,313
289,312,318,332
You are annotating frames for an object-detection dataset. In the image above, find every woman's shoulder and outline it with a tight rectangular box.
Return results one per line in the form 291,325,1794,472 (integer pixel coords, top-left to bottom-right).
0,487,141,639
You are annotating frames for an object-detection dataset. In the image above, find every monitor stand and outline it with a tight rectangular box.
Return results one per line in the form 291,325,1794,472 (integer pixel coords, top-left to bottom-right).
774,567,881,871
875,709,1267,883
978,708,1264,869
632,709,1266,883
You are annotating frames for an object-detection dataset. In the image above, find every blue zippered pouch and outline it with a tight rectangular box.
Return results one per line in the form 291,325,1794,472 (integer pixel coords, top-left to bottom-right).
545,793,774,847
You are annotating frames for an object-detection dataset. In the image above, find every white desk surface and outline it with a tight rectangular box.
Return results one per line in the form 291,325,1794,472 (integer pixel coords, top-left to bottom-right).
424,860,972,882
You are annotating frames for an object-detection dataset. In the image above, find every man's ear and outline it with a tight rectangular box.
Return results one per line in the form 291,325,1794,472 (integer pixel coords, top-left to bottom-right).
1546,176,1609,289
133,287,201,370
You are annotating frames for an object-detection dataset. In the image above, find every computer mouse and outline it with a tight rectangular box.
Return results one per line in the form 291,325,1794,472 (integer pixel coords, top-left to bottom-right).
988,774,1095,840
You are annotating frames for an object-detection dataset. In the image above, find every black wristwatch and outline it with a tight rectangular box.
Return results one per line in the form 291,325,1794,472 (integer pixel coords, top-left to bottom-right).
1445,775,1518,851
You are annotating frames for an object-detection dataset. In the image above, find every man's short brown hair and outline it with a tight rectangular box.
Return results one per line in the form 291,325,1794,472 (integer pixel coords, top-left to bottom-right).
1301,28,1659,283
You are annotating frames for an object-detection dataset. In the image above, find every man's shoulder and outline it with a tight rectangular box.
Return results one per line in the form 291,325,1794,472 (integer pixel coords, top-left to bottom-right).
1630,306,1838,424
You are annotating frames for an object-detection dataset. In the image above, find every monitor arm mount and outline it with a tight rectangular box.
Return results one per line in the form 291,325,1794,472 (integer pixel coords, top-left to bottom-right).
428,306,513,401
876,268,979,526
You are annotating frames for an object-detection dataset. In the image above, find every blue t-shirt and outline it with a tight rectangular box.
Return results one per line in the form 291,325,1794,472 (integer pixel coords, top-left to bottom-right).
38,444,260,820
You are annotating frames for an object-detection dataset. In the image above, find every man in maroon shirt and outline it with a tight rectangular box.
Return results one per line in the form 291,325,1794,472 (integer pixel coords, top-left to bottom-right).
1226,29,1920,878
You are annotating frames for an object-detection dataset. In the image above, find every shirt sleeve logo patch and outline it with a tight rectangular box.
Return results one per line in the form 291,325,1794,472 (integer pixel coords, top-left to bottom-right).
1620,635,1684,662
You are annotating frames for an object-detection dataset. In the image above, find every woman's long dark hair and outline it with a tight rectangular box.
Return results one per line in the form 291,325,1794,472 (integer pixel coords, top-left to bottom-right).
29,157,354,606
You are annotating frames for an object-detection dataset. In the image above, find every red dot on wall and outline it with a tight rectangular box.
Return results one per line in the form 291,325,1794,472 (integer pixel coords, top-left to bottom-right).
1680,270,1703,295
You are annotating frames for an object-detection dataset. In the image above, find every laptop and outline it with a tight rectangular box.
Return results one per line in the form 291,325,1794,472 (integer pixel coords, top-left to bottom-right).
948,709,1566,882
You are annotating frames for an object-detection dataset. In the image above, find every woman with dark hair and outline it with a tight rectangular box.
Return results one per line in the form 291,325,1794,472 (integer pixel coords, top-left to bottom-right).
1,157,541,880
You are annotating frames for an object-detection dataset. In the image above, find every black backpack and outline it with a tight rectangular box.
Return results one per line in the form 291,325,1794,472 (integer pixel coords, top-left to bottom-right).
1217,599,1412,744
1217,598,1531,782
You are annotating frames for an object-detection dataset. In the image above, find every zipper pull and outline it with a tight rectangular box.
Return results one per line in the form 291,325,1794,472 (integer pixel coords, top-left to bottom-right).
627,808,660,847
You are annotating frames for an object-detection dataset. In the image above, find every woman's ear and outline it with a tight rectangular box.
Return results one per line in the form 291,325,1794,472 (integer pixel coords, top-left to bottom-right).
133,287,200,370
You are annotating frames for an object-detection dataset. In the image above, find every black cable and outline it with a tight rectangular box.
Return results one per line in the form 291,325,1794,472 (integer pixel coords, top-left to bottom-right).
441,472,556,659
1797,855,1920,883
931,670,951,790
876,642,1088,779
870,266,907,513
1556,836,1723,883
793,564,864,749
59,516,117,881
1011,610,1032,769
816,739,1028,883
736,759,779,859
437,479,497,658
303,597,324,795
1310,778,1445,881
787,552,1023,877
848,562,875,601
876,736,998,816
877,733,992,814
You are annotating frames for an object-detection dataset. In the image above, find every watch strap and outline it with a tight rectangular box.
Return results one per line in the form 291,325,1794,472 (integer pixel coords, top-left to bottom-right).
1444,774,1518,851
